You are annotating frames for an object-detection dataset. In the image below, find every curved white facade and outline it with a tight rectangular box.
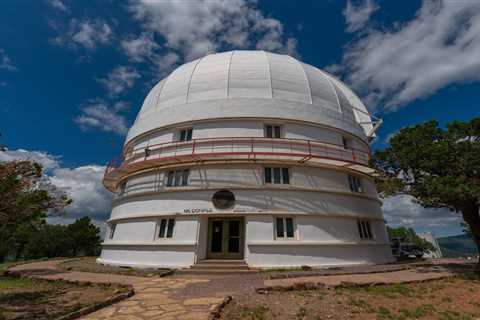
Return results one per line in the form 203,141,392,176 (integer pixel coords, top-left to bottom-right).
99,50,393,268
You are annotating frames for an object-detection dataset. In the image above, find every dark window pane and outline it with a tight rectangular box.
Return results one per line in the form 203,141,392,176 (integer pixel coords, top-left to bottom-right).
229,220,240,237
266,125,273,138
274,126,281,138
228,237,240,253
264,167,272,183
174,170,182,186
167,171,174,186
109,224,116,239
285,218,294,238
273,168,281,184
365,222,372,239
276,218,284,238
180,130,186,141
342,137,349,149
361,222,368,239
211,220,223,252
166,219,175,238
282,168,290,184
357,221,363,239
181,169,189,186
159,219,167,238
186,128,192,141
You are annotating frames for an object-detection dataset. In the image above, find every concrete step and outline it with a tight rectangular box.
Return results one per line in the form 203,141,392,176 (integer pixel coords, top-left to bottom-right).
176,269,258,275
195,259,246,264
191,263,249,270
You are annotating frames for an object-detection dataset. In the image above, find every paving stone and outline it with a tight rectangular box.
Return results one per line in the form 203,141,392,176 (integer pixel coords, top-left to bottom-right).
183,297,223,306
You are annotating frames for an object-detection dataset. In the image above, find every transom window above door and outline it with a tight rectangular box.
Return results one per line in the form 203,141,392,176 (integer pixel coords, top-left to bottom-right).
265,124,282,138
179,128,193,141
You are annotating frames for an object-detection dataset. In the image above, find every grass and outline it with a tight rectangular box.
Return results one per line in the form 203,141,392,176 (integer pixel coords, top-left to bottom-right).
364,283,412,298
240,304,269,320
0,277,34,290
399,304,436,318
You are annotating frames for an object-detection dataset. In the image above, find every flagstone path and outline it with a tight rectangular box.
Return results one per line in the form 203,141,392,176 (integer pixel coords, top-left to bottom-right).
7,259,471,320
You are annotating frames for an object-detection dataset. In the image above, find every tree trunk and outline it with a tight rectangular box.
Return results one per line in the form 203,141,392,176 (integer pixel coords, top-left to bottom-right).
462,204,480,271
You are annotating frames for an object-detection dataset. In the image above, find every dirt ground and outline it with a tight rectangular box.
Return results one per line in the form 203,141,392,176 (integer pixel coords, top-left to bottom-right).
0,275,125,320
221,274,480,320
59,257,172,277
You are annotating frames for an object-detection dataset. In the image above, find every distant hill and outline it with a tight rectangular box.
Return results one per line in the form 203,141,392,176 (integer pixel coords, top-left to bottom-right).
437,234,478,258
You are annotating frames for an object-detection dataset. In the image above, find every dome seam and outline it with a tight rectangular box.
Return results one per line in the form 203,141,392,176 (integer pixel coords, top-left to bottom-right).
153,79,166,112
317,68,342,113
263,51,274,98
185,56,205,104
296,61,313,105
227,50,235,99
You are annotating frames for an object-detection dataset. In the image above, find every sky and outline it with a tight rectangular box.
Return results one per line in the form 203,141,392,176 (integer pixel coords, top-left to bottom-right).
1,0,479,237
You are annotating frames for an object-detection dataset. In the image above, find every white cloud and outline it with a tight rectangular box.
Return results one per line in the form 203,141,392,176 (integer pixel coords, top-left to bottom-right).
121,33,159,63
74,101,129,135
48,0,69,13
97,66,140,96
1,149,112,221
333,0,480,111
343,0,378,33
53,18,112,50
0,149,60,170
127,0,297,75
0,49,17,72
382,194,462,230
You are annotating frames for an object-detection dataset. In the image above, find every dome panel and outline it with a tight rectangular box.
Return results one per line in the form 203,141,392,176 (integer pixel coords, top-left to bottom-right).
229,50,271,99
137,79,165,120
188,51,230,102
267,53,310,104
302,64,340,112
157,60,198,108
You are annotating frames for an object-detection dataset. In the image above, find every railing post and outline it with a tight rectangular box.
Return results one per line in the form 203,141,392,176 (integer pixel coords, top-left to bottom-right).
308,140,312,157
192,139,196,155
352,149,356,162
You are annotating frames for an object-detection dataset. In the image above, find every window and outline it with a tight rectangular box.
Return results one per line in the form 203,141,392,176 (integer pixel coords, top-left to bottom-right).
357,220,373,240
275,217,295,239
342,137,350,149
179,128,193,141
158,218,175,239
166,169,190,186
265,125,282,138
264,167,290,184
108,223,116,240
348,175,362,193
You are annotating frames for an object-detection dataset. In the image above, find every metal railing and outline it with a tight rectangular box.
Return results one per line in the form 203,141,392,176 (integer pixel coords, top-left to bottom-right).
105,137,370,176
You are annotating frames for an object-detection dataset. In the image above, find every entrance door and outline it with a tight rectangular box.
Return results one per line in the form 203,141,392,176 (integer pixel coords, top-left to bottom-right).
207,218,244,259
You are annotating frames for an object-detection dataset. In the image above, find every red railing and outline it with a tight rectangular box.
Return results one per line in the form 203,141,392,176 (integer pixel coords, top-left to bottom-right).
105,137,370,176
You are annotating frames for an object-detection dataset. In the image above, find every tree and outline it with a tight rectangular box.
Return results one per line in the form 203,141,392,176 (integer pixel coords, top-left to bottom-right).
66,217,101,256
386,226,435,252
371,118,480,267
0,160,71,261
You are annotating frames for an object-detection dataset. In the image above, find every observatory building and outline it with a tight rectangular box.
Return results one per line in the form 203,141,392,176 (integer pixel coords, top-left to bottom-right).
98,50,393,268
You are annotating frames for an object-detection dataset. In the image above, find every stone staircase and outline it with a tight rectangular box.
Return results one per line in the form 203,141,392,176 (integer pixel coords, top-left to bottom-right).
176,259,256,275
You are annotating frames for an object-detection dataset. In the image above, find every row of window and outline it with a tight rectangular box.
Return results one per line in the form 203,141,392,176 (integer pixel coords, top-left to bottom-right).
147,168,362,193
108,218,374,241
177,125,353,149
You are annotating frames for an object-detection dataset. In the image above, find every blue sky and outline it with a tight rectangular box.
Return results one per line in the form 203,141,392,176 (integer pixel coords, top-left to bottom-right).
1,0,479,237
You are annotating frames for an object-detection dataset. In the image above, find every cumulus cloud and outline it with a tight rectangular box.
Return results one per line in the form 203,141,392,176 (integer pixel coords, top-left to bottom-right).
97,66,140,96
0,49,17,72
0,149,112,221
332,0,480,111
53,18,112,50
343,0,378,33
74,100,129,135
382,195,462,230
127,0,297,75
48,0,69,13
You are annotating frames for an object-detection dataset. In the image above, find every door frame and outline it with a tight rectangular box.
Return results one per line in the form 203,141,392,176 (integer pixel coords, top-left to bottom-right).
207,217,245,259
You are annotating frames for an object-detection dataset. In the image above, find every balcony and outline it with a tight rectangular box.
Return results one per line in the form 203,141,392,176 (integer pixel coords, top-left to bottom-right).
103,137,374,191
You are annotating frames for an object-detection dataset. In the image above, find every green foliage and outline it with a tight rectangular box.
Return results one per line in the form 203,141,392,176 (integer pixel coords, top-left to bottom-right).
371,118,480,264
0,160,71,262
387,226,435,251
22,217,101,260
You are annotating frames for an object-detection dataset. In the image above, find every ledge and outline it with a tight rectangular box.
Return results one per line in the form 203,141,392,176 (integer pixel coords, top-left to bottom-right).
246,241,390,246
101,241,196,246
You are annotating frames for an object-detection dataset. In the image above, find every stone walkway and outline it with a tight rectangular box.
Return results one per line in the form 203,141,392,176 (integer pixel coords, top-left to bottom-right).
10,260,235,320
8,259,472,320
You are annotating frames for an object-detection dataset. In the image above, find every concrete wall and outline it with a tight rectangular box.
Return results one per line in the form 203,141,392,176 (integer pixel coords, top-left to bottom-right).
128,119,368,153
119,165,377,198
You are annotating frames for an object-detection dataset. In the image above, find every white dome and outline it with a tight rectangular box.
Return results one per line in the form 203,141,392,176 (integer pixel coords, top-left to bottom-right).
127,50,373,145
